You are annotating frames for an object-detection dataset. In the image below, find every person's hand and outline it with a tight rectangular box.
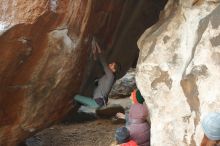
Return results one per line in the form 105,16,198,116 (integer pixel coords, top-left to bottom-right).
92,38,98,60
116,112,125,119
92,37,95,46
92,38,97,51
94,40,102,54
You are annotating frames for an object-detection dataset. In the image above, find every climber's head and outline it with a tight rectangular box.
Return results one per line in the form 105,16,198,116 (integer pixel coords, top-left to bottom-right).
108,61,121,74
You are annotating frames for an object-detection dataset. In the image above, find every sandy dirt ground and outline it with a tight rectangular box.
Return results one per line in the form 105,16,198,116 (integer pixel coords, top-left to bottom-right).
25,98,130,146
26,117,123,146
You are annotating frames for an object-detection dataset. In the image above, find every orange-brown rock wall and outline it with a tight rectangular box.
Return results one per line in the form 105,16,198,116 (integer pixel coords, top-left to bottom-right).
0,1,124,145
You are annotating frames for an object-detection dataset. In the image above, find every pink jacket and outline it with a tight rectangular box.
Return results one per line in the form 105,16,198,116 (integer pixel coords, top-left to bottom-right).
127,104,150,146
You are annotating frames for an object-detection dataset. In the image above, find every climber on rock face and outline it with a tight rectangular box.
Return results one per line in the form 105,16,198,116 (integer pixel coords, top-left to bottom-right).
201,112,220,146
74,38,121,109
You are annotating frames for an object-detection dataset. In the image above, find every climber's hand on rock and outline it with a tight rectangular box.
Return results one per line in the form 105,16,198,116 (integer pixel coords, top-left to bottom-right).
95,40,102,54
92,38,97,52
92,38,98,60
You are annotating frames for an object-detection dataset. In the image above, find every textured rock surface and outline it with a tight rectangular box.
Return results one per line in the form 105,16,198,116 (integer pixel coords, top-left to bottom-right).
136,0,220,146
0,1,125,145
80,0,167,96
109,68,136,99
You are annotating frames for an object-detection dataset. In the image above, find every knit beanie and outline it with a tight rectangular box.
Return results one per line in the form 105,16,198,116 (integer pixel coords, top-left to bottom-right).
202,112,220,141
131,89,145,104
115,127,130,144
